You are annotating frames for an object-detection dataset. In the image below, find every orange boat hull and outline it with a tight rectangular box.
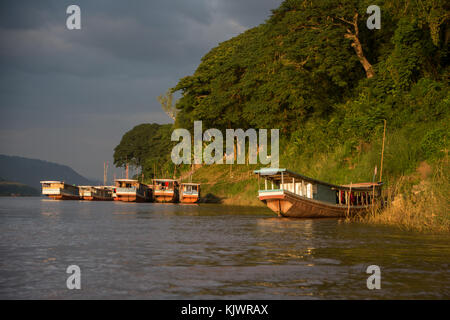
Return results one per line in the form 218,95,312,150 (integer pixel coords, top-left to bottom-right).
180,195,199,203
49,195,80,200
153,191,177,203
154,196,177,203
83,196,113,201
116,194,149,202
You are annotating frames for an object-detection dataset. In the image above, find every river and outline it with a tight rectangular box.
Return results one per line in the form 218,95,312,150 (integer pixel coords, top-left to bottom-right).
0,197,448,299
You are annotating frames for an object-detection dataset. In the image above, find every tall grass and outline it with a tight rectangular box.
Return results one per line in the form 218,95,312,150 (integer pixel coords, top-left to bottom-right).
359,157,449,233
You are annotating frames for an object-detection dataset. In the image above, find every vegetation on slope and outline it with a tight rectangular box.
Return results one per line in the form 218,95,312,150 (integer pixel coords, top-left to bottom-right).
0,180,40,196
114,0,449,232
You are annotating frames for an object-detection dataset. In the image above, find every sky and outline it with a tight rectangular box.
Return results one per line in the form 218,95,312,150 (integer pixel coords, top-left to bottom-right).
0,0,283,181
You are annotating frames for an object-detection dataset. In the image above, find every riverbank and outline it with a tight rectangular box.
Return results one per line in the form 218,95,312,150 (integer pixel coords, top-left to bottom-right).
184,157,449,233
355,158,449,233
188,163,263,207
0,180,40,197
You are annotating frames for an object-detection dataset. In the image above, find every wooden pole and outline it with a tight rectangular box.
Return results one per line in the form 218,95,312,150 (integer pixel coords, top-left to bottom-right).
347,183,352,217
380,119,386,182
372,184,375,215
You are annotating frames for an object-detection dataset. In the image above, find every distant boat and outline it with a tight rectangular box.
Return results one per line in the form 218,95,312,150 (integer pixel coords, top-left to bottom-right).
79,186,113,201
152,179,179,203
254,168,383,218
103,186,117,200
179,183,200,203
40,181,80,200
114,179,152,202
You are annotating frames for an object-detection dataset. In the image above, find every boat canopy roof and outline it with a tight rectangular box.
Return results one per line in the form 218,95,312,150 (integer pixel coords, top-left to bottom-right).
254,168,382,191
181,183,200,186
40,181,64,184
153,179,177,182
115,179,138,182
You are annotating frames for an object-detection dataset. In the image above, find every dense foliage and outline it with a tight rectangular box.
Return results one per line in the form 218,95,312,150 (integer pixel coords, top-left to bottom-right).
116,0,449,185
171,0,449,182
113,124,174,179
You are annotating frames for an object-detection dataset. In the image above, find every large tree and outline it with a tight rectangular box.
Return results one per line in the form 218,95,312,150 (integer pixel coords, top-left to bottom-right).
173,0,389,132
113,123,174,177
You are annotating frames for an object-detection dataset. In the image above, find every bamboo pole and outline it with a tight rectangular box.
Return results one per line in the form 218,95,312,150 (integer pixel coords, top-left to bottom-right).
372,184,375,215
347,183,352,217
380,119,386,182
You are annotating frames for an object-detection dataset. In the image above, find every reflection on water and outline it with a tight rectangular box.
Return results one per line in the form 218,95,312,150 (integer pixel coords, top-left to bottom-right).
0,197,449,299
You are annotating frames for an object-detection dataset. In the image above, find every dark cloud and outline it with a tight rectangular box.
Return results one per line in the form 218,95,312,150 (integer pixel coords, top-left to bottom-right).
0,0,282,179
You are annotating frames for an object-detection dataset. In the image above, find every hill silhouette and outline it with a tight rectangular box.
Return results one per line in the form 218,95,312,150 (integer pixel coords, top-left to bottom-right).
0,155,96,190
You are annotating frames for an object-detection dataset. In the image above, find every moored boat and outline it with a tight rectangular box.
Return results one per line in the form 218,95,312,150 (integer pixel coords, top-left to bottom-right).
114,179,152,202
79,186,113,201
40,181,80,200
152,179,179,203
179,183,200,203
103,186,117,201
254,168,383,218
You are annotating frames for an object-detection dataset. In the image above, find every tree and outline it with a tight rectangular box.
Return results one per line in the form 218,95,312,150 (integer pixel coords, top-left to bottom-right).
173,0,384,131
158,90,178,121
113,124,174,178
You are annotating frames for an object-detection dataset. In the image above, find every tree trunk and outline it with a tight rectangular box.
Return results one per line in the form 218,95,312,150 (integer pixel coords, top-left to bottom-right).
339,13,375,79
345,33,375,78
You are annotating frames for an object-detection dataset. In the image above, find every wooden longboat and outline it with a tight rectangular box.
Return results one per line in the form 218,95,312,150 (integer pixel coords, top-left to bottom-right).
79,186,113,201
114,179,152,202
103,186,117,201
254,168,383,218
179,183,200,203
152,179,179,203
40,181,80,200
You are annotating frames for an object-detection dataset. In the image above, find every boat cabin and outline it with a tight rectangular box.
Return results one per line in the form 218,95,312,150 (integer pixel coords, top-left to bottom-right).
179,183,200,203
114,179,152,202
79,186,113,201
152,179,179,203
40,181,80,200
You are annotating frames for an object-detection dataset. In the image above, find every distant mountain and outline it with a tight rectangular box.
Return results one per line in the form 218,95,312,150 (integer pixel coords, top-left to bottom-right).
0,155,96,190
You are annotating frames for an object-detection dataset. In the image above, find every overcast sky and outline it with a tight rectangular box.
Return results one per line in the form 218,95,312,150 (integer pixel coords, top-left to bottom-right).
0,0,282,181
